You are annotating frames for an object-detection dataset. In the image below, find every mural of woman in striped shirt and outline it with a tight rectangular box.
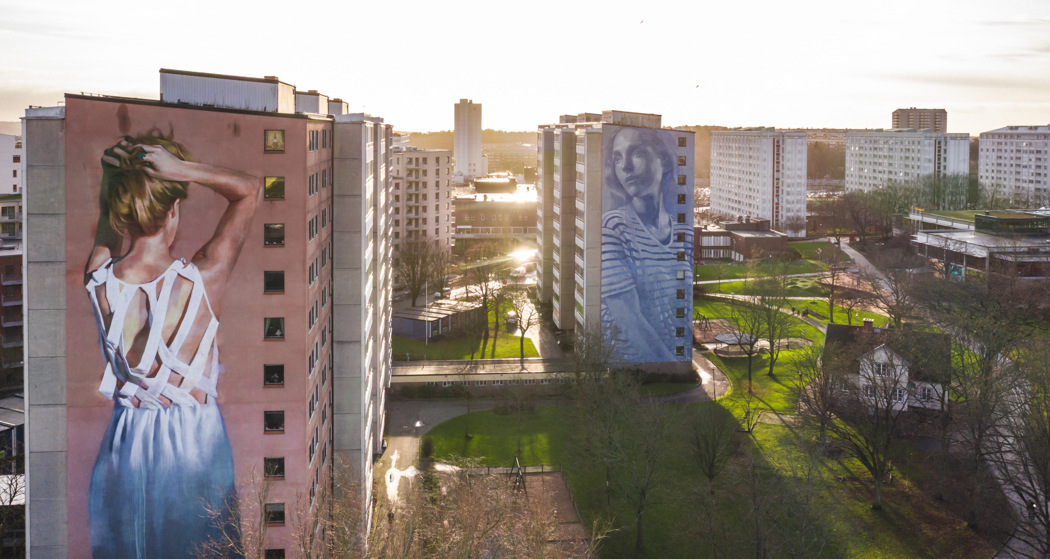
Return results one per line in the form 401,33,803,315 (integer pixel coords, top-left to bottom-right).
601,126,692,363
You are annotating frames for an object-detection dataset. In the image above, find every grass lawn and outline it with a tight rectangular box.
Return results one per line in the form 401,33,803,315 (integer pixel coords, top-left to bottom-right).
425,404,572,467
639,382,697,396
704,275,827,297
393,332,538,361
694,259,825,281
789,240,849,261
788,298,892,328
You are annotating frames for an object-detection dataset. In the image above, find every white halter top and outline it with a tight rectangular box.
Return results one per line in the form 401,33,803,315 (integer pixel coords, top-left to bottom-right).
86,258,220,408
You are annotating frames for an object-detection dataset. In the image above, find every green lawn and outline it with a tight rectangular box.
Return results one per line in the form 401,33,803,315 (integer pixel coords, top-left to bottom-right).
393,332,538,361
788,240,848,261
694,259,825,281
425,404,571,467
704,275,827,297
788,298,892,328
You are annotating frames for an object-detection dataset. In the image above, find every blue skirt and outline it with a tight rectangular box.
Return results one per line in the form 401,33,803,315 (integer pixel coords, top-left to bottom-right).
89,403,237,558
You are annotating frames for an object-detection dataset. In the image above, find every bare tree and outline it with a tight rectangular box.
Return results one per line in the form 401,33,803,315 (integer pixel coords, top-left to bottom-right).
822,334,913,509
792,345,843,449
690,404,738,493
754,260,792,377
464,242,511,358
394,239,451,307
727,298,766,393
818,247,845,324
842,191,878,245
989,341,1050,558
860,249,921,329
196,468,271,559
781,213,807,238
508,287,538,367
837,288,869,325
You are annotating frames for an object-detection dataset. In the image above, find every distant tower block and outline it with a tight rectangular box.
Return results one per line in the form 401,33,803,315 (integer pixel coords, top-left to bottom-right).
892,108,947,133
454,99,483,180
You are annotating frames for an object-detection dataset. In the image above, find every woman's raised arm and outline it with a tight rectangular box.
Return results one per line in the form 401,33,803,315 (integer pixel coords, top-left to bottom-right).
137,144,261,310
85,141,132,280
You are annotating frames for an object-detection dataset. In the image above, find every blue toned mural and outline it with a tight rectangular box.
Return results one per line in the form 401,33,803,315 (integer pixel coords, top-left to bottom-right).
600,126,693,363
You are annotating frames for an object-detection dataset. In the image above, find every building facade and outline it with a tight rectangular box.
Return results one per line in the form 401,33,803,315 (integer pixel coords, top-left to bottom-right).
537,111,694,374
451,183,537,254
845,129,969,193
978,125,1050,207
710,128,807,237
892,108,947,133
453,99,484,180
0,134,22,195
23,69,391,558
390,147,454,249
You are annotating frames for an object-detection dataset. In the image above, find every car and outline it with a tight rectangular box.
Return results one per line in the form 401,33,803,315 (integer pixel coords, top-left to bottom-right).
505,311,519,331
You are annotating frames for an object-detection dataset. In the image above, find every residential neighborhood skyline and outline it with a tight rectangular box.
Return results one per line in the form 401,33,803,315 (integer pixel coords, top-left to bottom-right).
2,0,1049,133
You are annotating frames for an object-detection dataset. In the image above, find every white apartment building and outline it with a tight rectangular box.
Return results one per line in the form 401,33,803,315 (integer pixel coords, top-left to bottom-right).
978,125,1050,206
0,134,22,194
710,128,807,237
537,111,694,374
391,147,454,249
454,99,484,180
845,129,969,192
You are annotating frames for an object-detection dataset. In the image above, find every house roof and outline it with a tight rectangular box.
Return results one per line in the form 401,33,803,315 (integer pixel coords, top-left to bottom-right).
823,323,950,384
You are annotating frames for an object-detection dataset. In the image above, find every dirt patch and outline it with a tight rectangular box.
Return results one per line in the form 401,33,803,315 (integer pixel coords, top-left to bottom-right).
527,472,591,545
694,319,737,344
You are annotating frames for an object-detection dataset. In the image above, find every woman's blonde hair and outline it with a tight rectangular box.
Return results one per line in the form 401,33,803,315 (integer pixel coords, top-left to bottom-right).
106,131,191,237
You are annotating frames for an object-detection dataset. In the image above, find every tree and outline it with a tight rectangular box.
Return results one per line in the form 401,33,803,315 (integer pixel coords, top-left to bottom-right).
508,287,538,367
781,213,807,238
464,242,511,358
196,468,271,559
728,297,766,394
837,288,870,325
821,334,913,509
989,341,1050,558
792,345,843,449
690,404,738,494
860,249,920,329
754,260,792,377
394,239,451,307
818,247,845,324
842,191,878,244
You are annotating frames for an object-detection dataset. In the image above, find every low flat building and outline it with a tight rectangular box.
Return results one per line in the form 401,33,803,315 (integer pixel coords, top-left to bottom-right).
910,210,1050,278
695,218,789,261
452,181,537,254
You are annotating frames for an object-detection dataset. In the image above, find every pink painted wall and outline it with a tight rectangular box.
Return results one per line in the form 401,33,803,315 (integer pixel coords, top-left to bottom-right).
63,96,326,555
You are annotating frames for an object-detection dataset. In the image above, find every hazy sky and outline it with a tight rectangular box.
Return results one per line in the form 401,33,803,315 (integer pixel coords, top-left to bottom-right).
2,0,1049,134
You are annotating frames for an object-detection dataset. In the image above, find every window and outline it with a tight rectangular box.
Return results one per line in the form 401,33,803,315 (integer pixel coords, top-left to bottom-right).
675,232,686,242
677,251,686,261
265,551,285,559
264,411,285,432
919,386,935,401
265,130,285,151
676,346,685,356
677,213,686,224
264,224,285,246
264,317,285,339
264,271,284,293
676,308,686,318
11,155,19,163
874,362,889,377
677,289,685,299
863,384,876,398
676,327,685,337
264,503,285,525
264,364,284,386
677,156,687,166
677,270,686,280
264,457,285,478
677,194,687,204
678,137,687,147
264,177,285,199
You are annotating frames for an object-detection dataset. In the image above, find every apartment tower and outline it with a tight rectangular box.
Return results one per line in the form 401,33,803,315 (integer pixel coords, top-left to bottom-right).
23,69,391,558
845,129,969,192
892,108,947,133
453,99,484,180
978,125,1050,206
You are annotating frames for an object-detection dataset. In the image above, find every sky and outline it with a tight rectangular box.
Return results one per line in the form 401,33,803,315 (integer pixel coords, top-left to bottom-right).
2,0,1049,134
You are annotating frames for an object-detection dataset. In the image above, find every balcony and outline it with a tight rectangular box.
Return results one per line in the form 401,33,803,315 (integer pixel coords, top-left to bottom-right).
0,294,20,307
0,213,21,223
2,336,22,349
1,358,22,370
0,274,21,286
0,315,21,328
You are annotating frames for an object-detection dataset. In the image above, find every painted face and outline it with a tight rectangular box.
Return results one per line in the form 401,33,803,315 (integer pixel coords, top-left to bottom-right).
612,129,663,198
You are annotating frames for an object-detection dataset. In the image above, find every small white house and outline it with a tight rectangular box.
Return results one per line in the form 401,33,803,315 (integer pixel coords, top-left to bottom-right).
825,320,950,412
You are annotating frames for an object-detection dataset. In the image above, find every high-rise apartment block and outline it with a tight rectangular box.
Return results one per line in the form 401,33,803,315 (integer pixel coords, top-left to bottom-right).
537,111,693,374
978,125,1050,206
0,134,22,194
845,129,969,192
710,128,807,237
23,69,391,558
454,99,484,180
892,108,947,133
391,147,454,248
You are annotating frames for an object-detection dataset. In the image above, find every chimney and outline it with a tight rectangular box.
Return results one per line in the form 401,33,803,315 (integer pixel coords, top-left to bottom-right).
862,318,874,333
